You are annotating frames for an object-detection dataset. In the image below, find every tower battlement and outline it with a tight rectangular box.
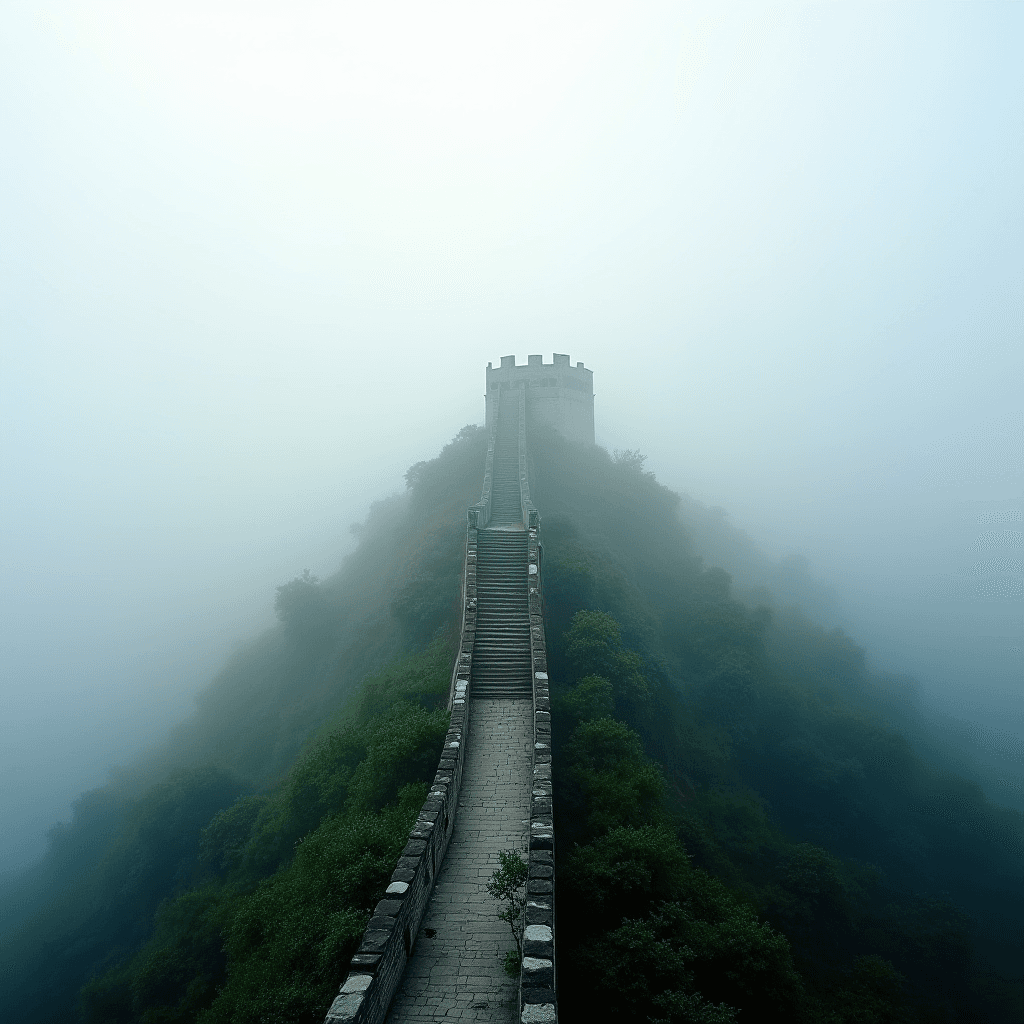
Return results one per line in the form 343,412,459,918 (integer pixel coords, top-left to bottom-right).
485,354,595,445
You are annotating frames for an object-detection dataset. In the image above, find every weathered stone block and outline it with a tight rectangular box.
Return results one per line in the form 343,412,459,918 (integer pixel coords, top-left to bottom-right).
523,924,554,958
528,879,553,895
521,983,555,1003
340,974,374,994
529,863,553,879
358,929,391,953
325,991,364,1021
521,1003,557,1024
373,899,403,917
349,952,380,970
522,957,554,987
402,839,427,858
526,904,553,926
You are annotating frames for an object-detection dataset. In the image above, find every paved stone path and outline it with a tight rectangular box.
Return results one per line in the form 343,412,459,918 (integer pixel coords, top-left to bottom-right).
386,699,532,1024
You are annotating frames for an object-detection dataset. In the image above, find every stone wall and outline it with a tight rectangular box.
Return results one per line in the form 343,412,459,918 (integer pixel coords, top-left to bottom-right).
520,503,557,1024
323,378,559,1024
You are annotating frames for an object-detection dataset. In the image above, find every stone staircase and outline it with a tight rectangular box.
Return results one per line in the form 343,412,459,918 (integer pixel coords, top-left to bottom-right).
470,532,532,699
471,400,533,700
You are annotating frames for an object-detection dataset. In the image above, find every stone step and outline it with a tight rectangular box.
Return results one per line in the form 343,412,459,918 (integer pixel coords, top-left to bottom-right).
470,401,533,696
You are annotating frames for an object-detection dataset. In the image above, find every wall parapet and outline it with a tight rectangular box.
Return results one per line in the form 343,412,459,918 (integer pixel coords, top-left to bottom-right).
520,404,557,1024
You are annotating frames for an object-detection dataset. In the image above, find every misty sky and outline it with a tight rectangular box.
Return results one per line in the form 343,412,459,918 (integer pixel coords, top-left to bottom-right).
2,1,1021,873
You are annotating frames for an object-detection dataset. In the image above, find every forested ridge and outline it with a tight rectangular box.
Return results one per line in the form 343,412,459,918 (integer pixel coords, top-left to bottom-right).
1,424,1020,1023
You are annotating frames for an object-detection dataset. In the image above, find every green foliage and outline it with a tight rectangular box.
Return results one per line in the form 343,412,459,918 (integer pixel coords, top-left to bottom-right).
274,569,334,647
201,790,424,1024
560,674,615,726
562,717,664,840
565,610,651,719
530,424,1023,1023
3,423,478,1024
5,416,1022,1024
577,894,801,1022
563,825,690,927
76,639,452,1024
502,950,522,979
549,606,1021,1023
486,849,529,961
200,797,268,876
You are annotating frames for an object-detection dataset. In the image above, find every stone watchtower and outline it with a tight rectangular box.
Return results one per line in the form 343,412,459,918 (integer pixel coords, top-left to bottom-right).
485,354,595,446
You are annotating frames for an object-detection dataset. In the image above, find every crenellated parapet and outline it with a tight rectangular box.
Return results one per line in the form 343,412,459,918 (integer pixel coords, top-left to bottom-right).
486,354,594,447
522,515,557,1023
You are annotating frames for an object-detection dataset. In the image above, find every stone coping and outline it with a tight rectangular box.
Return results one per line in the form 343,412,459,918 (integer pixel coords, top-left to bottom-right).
519,446,558,1024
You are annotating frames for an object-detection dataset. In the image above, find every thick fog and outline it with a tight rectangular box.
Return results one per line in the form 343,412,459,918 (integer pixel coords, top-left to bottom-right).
1,1,1020,873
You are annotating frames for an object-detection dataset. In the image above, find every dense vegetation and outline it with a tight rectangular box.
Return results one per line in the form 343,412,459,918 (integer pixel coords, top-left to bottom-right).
0,420,1019,1023
0,427,487,1024
530,426,1022,1024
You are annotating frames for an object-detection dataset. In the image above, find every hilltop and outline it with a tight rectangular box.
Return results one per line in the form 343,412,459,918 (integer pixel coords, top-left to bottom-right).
1,421,1020,1024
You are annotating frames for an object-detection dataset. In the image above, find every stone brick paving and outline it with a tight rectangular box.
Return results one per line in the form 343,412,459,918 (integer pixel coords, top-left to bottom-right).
386,698,532,1024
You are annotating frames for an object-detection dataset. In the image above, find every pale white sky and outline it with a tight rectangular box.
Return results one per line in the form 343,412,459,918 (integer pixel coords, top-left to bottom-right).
2,1,1021,870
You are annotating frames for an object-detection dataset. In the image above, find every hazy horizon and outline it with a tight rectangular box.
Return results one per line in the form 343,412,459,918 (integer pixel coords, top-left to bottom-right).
2,0,1021,873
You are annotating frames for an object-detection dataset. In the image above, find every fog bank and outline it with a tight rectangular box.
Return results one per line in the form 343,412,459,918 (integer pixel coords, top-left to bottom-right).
2,1,1020,871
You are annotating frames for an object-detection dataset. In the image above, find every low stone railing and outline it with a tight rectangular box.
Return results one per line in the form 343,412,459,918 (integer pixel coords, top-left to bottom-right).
520,427,557,1024
324,525,478,1024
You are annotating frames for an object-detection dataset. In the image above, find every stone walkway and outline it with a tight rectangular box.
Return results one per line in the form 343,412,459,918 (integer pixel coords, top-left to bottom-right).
386,699,532,1024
